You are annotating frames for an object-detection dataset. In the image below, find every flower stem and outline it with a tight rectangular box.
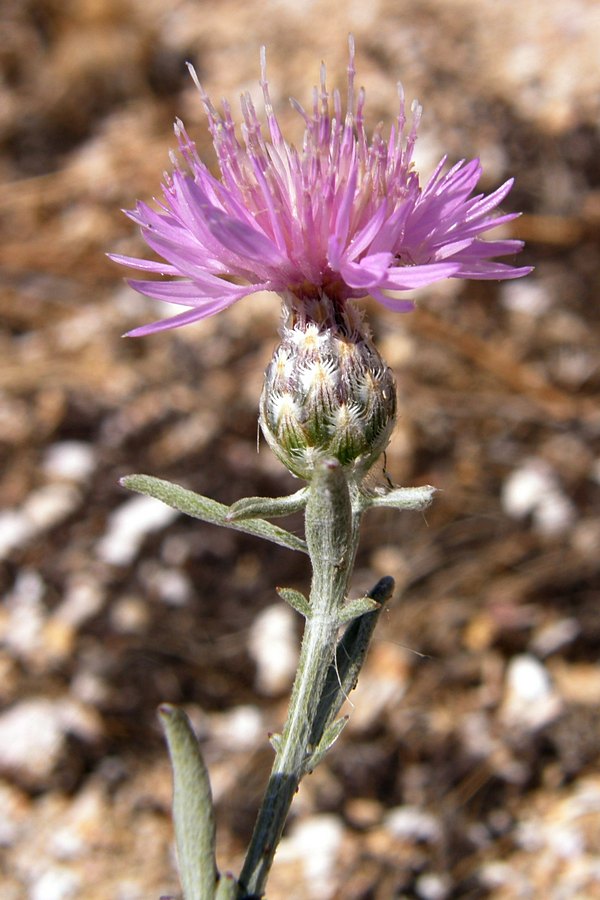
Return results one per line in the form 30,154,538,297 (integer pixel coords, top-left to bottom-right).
238,461,361,898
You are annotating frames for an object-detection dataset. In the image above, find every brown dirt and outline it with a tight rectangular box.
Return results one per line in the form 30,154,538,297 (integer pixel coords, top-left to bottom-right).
1,1,599,898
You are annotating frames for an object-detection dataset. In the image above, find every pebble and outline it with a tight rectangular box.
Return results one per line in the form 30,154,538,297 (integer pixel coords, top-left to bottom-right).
97,495,179,565
248,603,298,696
30,867,81,900
530,617,580,657
0,485,81,560
0,511,34,559
501,459,576,536
139,561,192,606
0,699,67,787
1,569,47,666
52,576,105,629
210,705,264,752
0,697,103,788
500,654,562,732
110,595,150,634
23,483,81,530
42,441,97,482
508,776,600,895
384,806,442,843
501,280,551,316
415,873,451,900
275,814,343,900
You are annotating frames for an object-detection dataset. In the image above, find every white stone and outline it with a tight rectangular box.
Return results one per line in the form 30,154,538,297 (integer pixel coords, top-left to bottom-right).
0,699,66,784
501,654,562,731
530,617,580,657
53,577,105,628
0,696,101,787
248,603,298,695
0,485,81,560
501,281,551,316
1,569,47,662
384,806,442,843
211,705,264,751
97,495,179,565
501,459,575,536
22,484,81,530
56,698,103,744
110,595,150,634
140,562,191,606
276,814,343,900
0,510,34,559
416,873,451,900
507,654,551,703
30,867,80,900
42,441,97,482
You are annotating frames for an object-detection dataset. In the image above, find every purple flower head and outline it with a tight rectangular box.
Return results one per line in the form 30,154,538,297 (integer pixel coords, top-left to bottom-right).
112,38,532,337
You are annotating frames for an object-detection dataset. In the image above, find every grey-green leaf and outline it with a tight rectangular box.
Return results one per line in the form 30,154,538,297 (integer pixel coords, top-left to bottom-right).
158,704,217,900
215,873,238,900
121,474,307,555
365,484,437,511
306,716,348,772
338,595,381,625
309,576,395,748
227,488,308,521
269,732,282,753
277,586,311,618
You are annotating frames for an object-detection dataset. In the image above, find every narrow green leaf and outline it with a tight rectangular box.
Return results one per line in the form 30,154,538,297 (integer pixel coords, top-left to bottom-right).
306,716,348,771
121,474,307,555
158,704,217,900
276,586,311,618
215,873,238,900
309,576,395,751
268,732,282,753
364,484,437,512
338,596,381,625
227,489,308,521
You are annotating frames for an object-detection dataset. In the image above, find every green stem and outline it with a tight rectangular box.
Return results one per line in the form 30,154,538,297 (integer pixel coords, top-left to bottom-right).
237,462,361,898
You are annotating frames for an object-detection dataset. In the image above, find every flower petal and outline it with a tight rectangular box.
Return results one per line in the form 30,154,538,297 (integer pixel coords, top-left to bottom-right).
383,262,461,290
113,42,532,336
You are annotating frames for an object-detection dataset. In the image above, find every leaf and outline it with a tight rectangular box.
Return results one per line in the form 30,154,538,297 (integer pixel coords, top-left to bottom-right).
365,484,437,511
306,716,348,771
227,489,308,521
269,732,282,753
158,704,217,900
308,576,395,749
121,474,307,555
215,873,238,900
338,596,381,625
276,587,311,618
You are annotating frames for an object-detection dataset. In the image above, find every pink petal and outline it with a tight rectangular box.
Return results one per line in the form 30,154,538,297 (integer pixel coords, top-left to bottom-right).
383,262,461,290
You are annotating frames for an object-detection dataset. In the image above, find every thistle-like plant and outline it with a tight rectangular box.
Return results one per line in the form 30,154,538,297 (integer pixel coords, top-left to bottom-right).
114,37,530,899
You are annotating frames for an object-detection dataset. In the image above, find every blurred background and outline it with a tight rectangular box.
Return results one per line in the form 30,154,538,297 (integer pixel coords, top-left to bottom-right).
1,1,599,898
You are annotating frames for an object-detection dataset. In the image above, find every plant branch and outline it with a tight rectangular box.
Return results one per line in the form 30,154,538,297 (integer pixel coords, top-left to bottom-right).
237,462,374,898
121,474,307,555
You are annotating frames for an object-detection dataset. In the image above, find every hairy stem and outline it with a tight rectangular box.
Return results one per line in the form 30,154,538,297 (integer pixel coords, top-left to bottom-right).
238,461,362,897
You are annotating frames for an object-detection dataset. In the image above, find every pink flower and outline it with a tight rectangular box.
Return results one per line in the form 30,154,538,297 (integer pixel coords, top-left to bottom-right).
112,38,532,336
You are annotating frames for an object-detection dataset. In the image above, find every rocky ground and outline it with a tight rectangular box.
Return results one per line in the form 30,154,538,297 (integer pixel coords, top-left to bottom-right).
1,1,599,898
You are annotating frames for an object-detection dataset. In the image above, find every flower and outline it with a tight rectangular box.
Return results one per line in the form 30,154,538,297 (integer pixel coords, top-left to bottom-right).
112,37,532,337
259,297,397,479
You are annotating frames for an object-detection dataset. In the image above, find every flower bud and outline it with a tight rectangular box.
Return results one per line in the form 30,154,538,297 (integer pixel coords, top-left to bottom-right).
259,295,396,481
